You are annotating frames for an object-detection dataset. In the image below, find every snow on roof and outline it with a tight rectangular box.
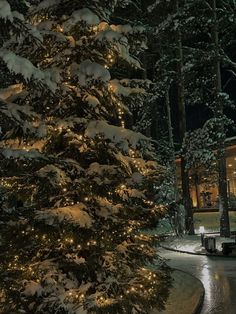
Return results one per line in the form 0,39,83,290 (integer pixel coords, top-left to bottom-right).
85,120,148,152
36,204,93,228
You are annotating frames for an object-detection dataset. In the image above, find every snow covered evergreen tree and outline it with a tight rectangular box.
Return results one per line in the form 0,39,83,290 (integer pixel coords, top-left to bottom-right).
147,0,236,235
146,0,196,234
0,1,171,313
177,0,236,236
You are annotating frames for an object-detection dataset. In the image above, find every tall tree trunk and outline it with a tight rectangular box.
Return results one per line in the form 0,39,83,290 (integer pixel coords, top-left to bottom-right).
166,88,178,198
212,0,230,237
194,174,200,209
141,52,151,137
176,0,194,234
166,88,185,235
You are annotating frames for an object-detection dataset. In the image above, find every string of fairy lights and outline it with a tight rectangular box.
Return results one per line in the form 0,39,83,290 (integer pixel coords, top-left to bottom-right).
0,187,162,309
104,52,115,69
4,243,160,308
0,17,164,312
1,216,161,307
0,145,158,209
0,122,157,213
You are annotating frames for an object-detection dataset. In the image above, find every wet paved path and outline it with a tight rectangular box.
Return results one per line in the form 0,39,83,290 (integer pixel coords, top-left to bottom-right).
159,248,236,314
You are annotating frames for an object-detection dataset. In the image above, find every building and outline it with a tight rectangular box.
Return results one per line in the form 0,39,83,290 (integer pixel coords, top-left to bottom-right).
176,137,236,210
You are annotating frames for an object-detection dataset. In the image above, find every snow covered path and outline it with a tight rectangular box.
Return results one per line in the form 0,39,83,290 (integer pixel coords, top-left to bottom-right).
159,248,236,314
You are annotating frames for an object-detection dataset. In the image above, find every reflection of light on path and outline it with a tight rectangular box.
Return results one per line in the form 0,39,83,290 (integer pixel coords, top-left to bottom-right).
159,250,236,314
200,262,231,313
200,263,212,304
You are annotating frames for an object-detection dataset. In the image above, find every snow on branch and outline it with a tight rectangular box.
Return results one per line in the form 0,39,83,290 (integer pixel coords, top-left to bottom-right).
0,100,47,137
1,101,38,122
96,197,122,218
22,281,43,297
77,59,110,86
36,204,93,228
0,0,12,21
37,164,71,187
1,148,44,159
222,54,236,72
63,8,100,31
0,0,24,22
36,0,59,10
109,79,145,96
96,31,141,68
0,84,23,101
111,24,145,34
87,162,118,176
85,120,148,152
95,28,125,43
0,49,57,91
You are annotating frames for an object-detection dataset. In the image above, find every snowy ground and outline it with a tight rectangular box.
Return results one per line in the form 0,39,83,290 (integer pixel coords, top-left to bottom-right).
156,211,236,235
161,234,236,256
151,212,236,314
152,270,204,314
159,248,236,314
194,211,236,233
